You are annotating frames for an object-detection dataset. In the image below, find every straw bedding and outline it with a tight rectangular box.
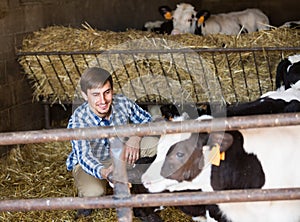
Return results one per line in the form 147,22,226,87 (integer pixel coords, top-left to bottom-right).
18,24,300,105
0,142,193,221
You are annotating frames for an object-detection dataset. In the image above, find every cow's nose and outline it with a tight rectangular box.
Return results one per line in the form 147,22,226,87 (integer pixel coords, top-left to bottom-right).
171,29,181,35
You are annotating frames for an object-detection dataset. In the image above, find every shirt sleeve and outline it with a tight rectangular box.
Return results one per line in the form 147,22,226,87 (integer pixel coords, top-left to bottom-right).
72,139,104,179
128,99,152,124
67,115,105,179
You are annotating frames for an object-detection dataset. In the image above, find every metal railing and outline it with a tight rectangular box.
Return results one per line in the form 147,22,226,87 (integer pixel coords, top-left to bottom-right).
0,113,300,221
17,47,300,105
17,46,300,128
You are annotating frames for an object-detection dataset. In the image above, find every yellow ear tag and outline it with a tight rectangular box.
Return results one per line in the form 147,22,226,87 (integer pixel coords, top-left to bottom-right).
165,12,172,20
198,16,205,25
220,151,225,161
208,144,225,166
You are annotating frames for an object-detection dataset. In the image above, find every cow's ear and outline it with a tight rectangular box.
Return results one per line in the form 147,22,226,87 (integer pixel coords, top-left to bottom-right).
210,132,233,152
159,6,173,20
203,10,211,19
196,10,210,20
196,10,210,26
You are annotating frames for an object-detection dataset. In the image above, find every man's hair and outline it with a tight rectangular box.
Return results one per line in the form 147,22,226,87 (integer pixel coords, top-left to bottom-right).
80,67,113,94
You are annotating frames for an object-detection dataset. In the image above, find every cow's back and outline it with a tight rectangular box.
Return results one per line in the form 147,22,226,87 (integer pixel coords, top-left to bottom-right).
215,125,300,222
240,124,300,188
229,8,269,32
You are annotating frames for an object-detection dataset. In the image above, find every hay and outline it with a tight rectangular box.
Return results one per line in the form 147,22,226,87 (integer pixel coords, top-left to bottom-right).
0,142,79,221
18,25,300,104
0,142,194,221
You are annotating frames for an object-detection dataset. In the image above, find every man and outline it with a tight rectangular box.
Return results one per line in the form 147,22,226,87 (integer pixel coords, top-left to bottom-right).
66,67,158,218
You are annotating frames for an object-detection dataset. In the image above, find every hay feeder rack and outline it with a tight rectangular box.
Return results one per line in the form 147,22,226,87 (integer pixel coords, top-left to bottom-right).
17,46,300,128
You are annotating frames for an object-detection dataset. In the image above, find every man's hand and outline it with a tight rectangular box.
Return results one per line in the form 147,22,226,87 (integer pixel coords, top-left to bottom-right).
124,136,141,164
100,165,113,180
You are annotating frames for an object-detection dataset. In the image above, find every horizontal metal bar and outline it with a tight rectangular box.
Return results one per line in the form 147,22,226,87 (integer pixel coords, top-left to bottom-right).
0,113,300,146
16,46,300,56
0,188,299,212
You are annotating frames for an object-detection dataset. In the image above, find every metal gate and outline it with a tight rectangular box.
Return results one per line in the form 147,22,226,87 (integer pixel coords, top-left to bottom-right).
0,113,300,221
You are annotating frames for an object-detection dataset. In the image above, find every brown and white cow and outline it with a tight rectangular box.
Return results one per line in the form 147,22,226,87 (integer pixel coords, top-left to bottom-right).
142,110,300,222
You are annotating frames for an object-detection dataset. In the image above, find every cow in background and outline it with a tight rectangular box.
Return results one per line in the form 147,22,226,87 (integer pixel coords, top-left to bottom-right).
276,54,300,90
229,8,269,33
195,8,269,35
142,6,173,35
166,3,269,35
170,3,199,35
222,79,300,117
279,21,300,29
213,54,300,117
194,10,244,36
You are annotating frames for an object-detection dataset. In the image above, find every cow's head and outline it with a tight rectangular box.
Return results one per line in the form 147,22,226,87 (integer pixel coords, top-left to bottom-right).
160,132,233,182
142,130,234,193
141,132,192,192
170,3,198,35
160,133,207,181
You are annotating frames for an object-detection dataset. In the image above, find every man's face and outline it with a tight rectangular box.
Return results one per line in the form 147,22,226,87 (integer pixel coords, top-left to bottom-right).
84,81,113,118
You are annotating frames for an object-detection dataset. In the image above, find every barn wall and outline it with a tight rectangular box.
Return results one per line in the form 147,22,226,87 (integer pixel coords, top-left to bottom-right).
42,0,299,30
0,0,299,156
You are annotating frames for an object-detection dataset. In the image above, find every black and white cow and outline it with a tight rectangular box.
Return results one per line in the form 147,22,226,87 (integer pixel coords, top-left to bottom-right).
142,116,300,222
145,3,236,35
223,80,300,117
279,21,300,29
128,155,213,222
169,3,240,35
222,54,300,117
142,6,173,35
124,114,227,222
276,54,300,90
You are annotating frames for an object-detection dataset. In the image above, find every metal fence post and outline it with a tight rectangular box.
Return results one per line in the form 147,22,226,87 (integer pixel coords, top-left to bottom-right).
111,137,132,222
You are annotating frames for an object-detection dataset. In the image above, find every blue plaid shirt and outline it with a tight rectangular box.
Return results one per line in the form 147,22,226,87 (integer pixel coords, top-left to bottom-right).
66,94,152,179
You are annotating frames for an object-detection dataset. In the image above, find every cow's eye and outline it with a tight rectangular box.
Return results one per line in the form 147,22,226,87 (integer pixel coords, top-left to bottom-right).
176,152,184,158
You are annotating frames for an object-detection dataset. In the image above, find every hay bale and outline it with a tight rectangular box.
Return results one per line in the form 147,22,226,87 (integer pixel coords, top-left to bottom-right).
18,24,300,104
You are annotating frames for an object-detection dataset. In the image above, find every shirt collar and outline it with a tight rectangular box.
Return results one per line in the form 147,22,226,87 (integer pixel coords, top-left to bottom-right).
85,101,114,126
